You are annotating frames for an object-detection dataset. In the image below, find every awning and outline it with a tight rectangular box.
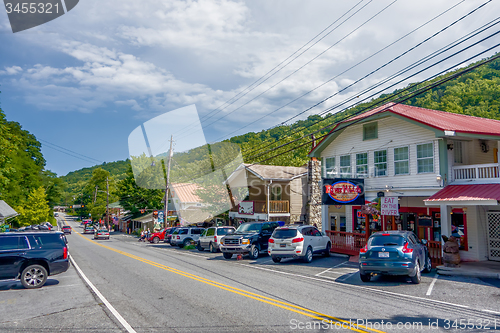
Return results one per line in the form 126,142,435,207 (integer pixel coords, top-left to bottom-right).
424,184,500,206
0,200,18,221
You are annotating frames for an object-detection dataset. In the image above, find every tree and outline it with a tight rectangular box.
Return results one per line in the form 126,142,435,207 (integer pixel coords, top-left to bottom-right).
15,187,52,226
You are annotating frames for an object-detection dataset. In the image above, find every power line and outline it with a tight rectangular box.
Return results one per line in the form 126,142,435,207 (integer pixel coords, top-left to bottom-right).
40,140,104,164
252,45,500,166
243,4,496,159
195,0,399,137
166,0,369,144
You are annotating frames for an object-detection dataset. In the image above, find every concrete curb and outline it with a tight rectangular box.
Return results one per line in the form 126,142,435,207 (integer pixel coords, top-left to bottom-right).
437,265,500,279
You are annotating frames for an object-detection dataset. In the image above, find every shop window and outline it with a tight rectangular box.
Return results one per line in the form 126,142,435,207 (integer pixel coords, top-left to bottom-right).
363,122,378,140
417,142,434,173
451,212,468,251
374,150,387,176
394,146,409,175
356,153,368,178
340,155,351,178
353,209,381,234
325,157,336,178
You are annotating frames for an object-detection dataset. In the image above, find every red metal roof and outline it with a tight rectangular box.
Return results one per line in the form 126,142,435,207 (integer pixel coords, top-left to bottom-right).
425,184,500,202
346,103,500,136
171,183,201,203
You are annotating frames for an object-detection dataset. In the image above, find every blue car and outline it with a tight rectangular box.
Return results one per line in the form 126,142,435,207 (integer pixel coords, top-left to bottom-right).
359,230,432,284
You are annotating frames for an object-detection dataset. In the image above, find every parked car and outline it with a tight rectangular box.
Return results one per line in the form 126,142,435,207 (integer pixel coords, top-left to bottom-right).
358,230,432,284
197,226,236,253
0,231,70,288
148,228,171,244
165,227,178,244
84,226,94,234
170,227,204,248
54,213,59,217
94,229,110,240
268,225,331,263
62,226,72,234
220,222,279,259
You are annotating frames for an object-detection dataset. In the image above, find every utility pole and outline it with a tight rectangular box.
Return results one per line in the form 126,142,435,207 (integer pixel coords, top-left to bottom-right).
106,177,110,230
164,135,174,228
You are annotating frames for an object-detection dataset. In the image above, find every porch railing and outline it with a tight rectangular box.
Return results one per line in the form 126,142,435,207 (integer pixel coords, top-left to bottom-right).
452,163,499,182
325,230,366,256
231,200,290,214
425,240,442,268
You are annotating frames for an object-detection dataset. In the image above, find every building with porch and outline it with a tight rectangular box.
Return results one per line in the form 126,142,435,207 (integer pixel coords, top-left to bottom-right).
225,163,308,224
308,103,500,262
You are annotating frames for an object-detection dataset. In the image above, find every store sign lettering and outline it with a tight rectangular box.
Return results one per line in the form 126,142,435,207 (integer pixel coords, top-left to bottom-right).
324,181,362,203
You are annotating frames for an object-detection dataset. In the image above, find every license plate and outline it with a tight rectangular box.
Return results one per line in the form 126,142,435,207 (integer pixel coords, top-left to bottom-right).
378,252,389,258
280,244,286,248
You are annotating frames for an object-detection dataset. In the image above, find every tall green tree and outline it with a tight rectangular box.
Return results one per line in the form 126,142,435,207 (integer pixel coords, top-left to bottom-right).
15,187,52,226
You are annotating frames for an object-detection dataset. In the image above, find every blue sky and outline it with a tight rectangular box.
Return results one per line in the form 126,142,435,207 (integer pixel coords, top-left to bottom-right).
1,0,499,176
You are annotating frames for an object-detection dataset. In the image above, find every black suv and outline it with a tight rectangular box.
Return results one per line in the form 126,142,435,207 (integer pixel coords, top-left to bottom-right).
0,232,70,288
220,221,279,259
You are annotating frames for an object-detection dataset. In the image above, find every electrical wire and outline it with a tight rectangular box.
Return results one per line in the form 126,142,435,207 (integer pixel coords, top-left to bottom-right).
40,140,104,164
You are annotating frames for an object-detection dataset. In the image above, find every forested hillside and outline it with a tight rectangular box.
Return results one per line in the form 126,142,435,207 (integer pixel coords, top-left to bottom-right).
0,108,61,226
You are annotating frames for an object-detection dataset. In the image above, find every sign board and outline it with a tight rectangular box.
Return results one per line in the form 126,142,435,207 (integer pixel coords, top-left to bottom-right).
72,205,82,209
322,178,365,205
158,211,164,223
238,201,254,215
381,197,399,216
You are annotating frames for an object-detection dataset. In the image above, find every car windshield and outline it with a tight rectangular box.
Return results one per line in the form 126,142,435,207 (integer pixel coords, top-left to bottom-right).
272,229,298,239
236,223,262,233
178,229,188,235
368,235,405,246
98,229,108,232
217,228,234,235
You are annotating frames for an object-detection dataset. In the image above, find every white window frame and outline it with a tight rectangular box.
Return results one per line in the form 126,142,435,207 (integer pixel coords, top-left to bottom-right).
374,149,387,177
356,152,368,178
339,155,351,178
325,156,336,178
417,142,434,174
394,146,409,175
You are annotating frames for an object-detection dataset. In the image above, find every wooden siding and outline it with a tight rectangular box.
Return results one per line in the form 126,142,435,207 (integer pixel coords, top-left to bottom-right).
289,177,306,216
320,116,442,191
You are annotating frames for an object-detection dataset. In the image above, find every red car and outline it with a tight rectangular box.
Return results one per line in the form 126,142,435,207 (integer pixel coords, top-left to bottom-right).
148,228,171,244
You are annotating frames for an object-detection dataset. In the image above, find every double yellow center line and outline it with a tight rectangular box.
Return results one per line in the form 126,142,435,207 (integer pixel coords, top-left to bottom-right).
66,217,384,333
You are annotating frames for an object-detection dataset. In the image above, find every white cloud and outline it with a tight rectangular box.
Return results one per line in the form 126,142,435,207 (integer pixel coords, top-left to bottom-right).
0,66,23,75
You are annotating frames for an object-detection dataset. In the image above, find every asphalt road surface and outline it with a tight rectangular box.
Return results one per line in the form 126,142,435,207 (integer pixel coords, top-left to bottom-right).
1,214,500,332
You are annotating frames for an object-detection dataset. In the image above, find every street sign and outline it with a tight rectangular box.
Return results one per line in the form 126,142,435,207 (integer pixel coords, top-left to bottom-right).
72,205,82,209
381,197,399,216
158,211,164,223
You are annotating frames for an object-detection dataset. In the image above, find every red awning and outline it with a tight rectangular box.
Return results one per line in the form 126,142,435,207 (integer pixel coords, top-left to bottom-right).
425,184,500,205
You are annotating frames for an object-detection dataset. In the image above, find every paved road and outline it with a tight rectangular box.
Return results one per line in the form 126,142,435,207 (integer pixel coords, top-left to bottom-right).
2,214,500,332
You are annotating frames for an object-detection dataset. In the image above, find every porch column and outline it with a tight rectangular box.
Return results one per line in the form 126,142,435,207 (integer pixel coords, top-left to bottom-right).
440,204,452,241
321,205,327,232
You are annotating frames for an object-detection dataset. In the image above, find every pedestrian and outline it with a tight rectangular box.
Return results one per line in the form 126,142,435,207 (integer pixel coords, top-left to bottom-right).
139,230,146,242
147,228,151,240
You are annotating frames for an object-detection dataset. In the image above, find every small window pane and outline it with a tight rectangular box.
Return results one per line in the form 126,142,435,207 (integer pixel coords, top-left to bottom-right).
325,157,336,178
363,122,378,140
394,147,409,175
340,155,351,177
417,143,433,173
374,150,387,176
356,153,368,177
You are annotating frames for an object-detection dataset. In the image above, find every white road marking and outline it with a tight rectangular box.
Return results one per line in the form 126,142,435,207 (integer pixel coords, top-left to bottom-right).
426,274,439,296
315,261,350,277
237,263,500,315
70,256,137,333
337,272,358,282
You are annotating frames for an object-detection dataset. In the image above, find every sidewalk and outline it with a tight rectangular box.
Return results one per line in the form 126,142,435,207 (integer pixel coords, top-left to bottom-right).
437,261,500,279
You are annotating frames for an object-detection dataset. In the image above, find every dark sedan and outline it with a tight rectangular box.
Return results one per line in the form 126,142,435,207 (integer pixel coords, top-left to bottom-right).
358,230,432,284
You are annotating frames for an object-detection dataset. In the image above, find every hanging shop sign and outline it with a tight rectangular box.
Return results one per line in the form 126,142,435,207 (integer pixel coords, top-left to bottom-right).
381,197,399,216
322,178,365,205
238,201,254,215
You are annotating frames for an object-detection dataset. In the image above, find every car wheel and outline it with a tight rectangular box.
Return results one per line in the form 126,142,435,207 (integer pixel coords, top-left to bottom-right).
21,265,48,289
248,244,259,260
209,242,217,253
303,247,313,263
223,252,233,259
197,242,204,251
423,254,432,273
360,272,371,282
152,237,159,244
272,256,281,263
410,261,421,284
324,242,331,256
182,239,191,248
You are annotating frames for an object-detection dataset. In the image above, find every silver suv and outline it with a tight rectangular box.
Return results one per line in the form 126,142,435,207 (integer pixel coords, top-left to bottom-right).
197,226,235,253
170,227,205,248
268,225,331,263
